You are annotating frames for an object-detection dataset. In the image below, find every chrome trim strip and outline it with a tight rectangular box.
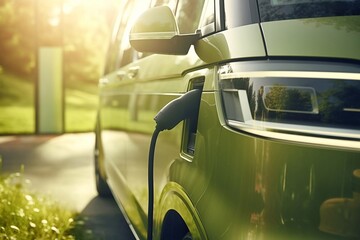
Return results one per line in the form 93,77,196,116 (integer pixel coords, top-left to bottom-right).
228,120,360,150
343,108,360,113
228,120,360,140
220,71,360,80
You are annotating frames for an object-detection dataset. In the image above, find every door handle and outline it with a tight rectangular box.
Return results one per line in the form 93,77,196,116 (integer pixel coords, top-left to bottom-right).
116,71,126,81
127,67,139,79
99,77,109,86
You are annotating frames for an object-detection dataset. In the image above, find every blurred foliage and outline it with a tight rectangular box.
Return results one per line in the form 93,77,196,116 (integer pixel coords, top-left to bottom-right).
0,72,33,107
61,0,120,86
0,0,36,77
0,0,123,133
0,0,121,84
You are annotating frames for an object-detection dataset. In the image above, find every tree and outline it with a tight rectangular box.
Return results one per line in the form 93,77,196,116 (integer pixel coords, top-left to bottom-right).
62,0,121,86
0,0,121,84
0,0,36,77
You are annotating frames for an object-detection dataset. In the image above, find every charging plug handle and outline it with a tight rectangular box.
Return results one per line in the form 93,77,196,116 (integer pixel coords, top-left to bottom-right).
154,89,202,131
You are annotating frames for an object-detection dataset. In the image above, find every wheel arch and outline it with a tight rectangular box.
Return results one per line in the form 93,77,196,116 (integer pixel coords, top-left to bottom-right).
155,182,208,240
94,112,107,179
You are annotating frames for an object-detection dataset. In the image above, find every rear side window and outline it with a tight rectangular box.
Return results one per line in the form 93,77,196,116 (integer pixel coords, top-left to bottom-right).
104,10,128,74
151,0,177,11
224,0,259,28
176,0,205,33
114,0,150,69
199,0,215,35
152,0,205,34
257,0,360,22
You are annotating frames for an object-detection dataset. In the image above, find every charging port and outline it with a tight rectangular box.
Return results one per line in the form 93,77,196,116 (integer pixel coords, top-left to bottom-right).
183,78,204,155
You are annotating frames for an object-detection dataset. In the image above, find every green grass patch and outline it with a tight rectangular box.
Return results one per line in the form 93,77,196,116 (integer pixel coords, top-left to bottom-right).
0,106,35,134
0,72,35,134
0,70,99,133
0,163,93,240
65,107,97,132
0,73,34,107
65,87,98,132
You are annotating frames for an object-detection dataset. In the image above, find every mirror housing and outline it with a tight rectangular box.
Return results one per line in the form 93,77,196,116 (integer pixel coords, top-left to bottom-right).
129,6,201,55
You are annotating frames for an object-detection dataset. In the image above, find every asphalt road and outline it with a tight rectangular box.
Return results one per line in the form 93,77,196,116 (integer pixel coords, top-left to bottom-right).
0,133,135,240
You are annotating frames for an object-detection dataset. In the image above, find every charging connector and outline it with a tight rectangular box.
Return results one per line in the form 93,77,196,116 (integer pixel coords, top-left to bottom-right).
154,89,202,131
147,89,202,240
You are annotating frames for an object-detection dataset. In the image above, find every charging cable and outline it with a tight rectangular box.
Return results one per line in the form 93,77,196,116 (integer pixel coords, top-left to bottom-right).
147,89,202,240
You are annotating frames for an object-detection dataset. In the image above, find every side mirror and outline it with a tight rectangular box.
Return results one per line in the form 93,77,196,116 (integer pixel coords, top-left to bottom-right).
129,6,201,55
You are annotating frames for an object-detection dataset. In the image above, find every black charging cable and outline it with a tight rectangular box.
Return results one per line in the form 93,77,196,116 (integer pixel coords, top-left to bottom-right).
147,128,159,240
147,89,202,240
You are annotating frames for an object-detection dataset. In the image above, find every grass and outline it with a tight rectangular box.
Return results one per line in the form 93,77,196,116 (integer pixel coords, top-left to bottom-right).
0,72,35,134
0,106,35,134
0,71,99,134
65,87,98,133
0,161,93,240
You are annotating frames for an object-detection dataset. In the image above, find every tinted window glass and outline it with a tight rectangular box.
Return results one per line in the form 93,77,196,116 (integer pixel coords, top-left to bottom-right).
257,0,360,22
151,0,177,10
200,0,215,27
104,8,130,74
224,0,259,28
153,0,206,33
199,0,215,35
115,0,150,68
176,0,205,33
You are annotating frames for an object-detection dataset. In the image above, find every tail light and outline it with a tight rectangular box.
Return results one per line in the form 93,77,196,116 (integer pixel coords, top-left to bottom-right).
218,61,360,149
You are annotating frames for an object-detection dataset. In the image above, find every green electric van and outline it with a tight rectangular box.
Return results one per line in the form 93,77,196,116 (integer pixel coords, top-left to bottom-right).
94,0,360,239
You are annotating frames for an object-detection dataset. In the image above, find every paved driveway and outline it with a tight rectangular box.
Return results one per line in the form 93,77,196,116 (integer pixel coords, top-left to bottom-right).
0,133,135,240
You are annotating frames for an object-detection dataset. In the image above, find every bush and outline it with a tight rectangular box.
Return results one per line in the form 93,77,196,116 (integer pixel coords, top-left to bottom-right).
0,162,91,240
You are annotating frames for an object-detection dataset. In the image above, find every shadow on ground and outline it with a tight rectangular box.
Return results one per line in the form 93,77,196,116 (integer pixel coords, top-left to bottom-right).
80,196,135,240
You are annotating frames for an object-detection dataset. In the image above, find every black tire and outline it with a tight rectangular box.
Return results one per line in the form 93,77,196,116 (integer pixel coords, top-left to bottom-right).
182,232,192,240
95,152,112,198
161,210,192,240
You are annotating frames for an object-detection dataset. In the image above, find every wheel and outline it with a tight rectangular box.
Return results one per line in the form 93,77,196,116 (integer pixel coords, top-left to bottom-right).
182,232,192,240
94,150,112,198
160,210,193,240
